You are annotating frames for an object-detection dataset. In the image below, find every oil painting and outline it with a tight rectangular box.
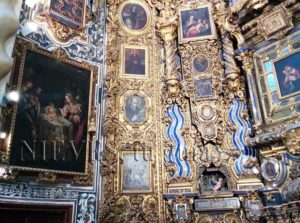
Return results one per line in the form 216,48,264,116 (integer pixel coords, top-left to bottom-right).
273,51,300,98
9,48,93,174
179,5,216,42
121,151,151,192
121,45,148,78
120,1,149,34
125,95,146,124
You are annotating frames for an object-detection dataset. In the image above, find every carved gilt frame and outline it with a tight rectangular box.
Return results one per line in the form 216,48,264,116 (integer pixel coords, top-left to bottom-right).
118,150,153,193
120,44,149,79
119,90,152,129
178,3,217,43
118,0,152,36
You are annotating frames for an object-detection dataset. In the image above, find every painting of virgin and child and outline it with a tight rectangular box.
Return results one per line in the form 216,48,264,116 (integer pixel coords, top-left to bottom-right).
179,5,215,41
9,49,92,173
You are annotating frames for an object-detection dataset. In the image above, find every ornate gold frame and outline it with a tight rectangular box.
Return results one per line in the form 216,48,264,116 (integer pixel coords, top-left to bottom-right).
253,30,300,125
193,76,215,101
120,44,149,79
178,3,217,43
1,37,97,176
118,150,153,193
271,50,300,100
119,90,152,129
118,0,152,35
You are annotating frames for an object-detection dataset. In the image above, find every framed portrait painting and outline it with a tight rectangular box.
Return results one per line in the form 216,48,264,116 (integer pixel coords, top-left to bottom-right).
125,95,146,124
121,45,149,78
272,51,300,99
4,39,96,175
119,151,152,193
118,0,151,35
178,4,216,42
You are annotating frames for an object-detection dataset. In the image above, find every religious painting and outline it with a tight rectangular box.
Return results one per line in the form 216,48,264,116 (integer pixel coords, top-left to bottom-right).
119,0,150,34
199,168,228,194
7,45,94,174
178,4,216,42
273,51,300,99
261,158,280,181
120,151,151,192
175,204,188,221
195,78,213,98
47,0,86,29
121,45,148,78
125,95,146,124
192,55,209,73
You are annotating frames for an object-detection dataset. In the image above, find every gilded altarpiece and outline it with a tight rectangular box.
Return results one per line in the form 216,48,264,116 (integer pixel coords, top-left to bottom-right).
100,0,267,221
99,0,164,221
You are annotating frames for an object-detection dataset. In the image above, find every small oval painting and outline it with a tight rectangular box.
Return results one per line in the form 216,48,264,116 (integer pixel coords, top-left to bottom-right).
121,3,148,31
125,95,146,124
193,56,209,73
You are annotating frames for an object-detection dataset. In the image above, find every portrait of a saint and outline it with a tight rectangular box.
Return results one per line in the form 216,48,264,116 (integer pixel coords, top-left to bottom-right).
121,3,148,31
125,95,146,124
124,48,146,75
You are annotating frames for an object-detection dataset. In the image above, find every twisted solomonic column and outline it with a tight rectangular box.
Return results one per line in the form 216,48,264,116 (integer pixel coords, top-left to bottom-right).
222,32,241,95
156,8,180,97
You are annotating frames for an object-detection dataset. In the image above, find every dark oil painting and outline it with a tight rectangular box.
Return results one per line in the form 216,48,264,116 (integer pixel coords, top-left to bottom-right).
124,48,146,75
121,3,148,31
9,50,91,173
193,55,209,73
274,52,300,98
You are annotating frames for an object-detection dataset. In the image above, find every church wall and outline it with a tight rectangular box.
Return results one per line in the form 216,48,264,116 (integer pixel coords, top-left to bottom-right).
0,0,106,222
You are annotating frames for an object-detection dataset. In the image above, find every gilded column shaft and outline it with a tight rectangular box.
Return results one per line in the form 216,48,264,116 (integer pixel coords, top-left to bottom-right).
156,9,180,97
223,33,240,78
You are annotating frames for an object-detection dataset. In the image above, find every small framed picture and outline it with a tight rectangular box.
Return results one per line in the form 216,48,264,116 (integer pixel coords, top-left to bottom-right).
178,4,216,42
120,150,152,193
272,51,300,99
120,45,149,78
118,0,151,35
125,95,147,124
194,78,213,98
192,55,209,73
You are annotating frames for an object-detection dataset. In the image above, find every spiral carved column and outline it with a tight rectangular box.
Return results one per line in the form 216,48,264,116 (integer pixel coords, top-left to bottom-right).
156,10,180,98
